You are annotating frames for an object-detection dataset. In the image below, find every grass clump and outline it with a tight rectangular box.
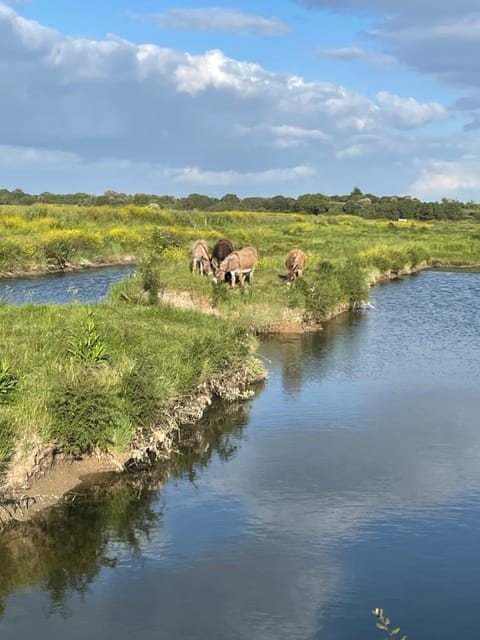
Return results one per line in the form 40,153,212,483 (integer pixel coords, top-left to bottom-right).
48,373,128,456
0,359,18,404
0,301,259,461
65,309,111,365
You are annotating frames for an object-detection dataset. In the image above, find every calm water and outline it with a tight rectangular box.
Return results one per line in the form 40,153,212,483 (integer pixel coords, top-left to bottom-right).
0,265,135,304
1,270,480,639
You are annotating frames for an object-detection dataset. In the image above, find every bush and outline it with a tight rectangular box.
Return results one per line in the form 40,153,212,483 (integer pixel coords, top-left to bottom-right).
120,365,161,429
48,374,129,456
139,254,162,304
336,258,370,305
295,276,343,319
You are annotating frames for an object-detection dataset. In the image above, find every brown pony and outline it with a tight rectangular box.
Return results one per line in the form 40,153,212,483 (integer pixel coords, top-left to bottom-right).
213,247,257,287
190,239,212,276
285,249,307,282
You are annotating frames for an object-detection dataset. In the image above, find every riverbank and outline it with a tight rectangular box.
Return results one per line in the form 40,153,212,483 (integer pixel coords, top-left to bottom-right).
0,255,137,280
0,299,264,527
0,360,263,525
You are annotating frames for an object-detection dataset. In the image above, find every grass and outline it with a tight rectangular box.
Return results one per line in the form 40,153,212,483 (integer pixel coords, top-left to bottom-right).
0,300,259,467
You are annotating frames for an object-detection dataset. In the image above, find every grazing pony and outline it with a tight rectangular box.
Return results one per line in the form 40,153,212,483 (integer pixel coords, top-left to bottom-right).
190,239,212,276
286,249,307,282
213,246,257,287
211,238,234,270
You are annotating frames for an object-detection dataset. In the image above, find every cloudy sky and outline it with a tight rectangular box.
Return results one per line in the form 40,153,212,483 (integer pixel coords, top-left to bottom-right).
1,0,480,199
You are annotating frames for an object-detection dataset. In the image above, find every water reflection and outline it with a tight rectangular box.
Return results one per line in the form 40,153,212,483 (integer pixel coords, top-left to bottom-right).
0,394,257,621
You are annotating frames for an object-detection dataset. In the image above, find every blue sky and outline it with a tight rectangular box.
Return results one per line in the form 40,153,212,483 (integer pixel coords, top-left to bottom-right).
1,0,480,199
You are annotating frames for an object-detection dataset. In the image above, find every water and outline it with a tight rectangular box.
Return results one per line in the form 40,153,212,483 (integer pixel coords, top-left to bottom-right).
0,265,135,304
1,270,480,639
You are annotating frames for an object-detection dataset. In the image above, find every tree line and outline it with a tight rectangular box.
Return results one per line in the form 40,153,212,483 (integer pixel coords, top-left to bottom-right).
1,186,479,221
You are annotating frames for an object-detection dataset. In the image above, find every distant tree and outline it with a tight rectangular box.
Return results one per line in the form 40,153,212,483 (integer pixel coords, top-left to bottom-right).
220,193,241,210
350,186,363,197
297,193,329,214
177,193,216,210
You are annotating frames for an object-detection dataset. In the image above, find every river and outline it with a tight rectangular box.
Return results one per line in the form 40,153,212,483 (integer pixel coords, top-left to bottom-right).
0,264,135,304
0,269,479,639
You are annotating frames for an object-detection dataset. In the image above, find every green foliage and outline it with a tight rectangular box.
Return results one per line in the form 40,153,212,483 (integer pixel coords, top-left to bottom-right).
372,608,407,639
296,276,343,319
293,258,369,321
139,254,162,304
0,359,18,404
66,310,111,365
119,365,160,429
336,257,370,305
0,414,14,472
211,281,230,307
48,374,129,456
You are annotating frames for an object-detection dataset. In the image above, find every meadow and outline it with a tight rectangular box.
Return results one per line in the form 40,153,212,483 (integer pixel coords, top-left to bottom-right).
0,203,479,479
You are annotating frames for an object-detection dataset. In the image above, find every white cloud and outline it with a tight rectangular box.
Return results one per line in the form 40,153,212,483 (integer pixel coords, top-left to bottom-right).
0,144,78,167
132,7,289,37
375,91,448,129
319,46,403,70
411,159,480,199
166,165,315,186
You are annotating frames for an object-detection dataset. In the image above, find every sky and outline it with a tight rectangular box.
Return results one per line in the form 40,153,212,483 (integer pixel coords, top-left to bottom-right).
1,0,480,200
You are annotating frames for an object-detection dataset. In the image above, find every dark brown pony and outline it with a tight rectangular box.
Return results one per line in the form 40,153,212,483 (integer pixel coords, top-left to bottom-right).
211,238,234,269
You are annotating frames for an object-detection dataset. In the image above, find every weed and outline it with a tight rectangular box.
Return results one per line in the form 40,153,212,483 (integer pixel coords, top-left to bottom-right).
66,310,111,365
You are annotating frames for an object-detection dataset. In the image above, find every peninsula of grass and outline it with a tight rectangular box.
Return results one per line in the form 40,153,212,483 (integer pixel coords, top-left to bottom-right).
0,202,479,497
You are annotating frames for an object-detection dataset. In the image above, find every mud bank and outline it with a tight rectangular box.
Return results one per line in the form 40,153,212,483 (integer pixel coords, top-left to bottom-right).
0,361,264,528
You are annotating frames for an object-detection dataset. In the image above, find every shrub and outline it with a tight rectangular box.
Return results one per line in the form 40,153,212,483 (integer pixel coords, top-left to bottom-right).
48,375,129,456
336,257,370,305
408,244,430,266
295,276,343,319
120,365,161,429
139,254,162,304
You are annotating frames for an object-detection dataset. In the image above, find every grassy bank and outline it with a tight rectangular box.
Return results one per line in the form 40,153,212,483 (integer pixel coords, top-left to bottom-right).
0,299,263,489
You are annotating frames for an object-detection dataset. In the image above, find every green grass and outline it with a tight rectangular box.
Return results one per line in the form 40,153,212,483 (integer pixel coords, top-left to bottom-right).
0,300,259,465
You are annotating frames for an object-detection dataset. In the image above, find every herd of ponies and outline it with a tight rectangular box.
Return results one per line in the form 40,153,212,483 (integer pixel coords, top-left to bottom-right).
190,238,307,287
